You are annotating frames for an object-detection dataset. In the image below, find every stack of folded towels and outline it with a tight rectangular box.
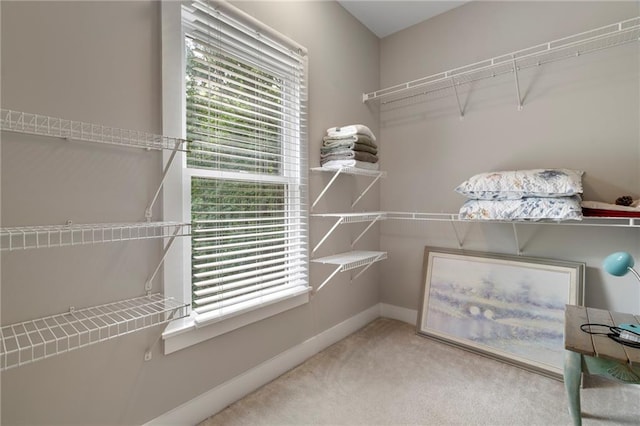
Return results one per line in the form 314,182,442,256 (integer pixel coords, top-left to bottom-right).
455,168,584,221
320,124,379,171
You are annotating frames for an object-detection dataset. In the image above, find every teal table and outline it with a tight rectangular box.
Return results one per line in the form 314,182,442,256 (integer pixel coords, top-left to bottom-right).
564,305,640,426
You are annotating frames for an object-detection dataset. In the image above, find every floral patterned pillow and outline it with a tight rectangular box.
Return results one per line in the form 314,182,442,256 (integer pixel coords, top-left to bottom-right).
455,169,583,200
459,196,583,221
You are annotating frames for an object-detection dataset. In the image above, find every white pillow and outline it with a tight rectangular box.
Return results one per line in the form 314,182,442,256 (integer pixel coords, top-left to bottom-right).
455,169,583,200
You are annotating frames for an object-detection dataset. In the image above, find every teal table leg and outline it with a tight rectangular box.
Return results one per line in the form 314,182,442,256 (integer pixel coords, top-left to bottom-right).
564,350,582,426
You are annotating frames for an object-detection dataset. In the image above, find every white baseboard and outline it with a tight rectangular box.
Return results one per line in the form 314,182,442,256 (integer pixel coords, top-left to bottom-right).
145,303,381,426
380,303,418,326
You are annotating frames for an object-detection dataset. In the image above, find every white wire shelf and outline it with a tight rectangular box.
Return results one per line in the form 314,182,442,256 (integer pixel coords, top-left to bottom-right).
363,16,640,105
0,221,191,251
312,250,387,293
385,211,640,255
311,167,386,210
384,211,640,227
312,250,388,268
0,293,188,371
311,212,388,222
311,166,386,178
1,109,187,151
311,212,387,254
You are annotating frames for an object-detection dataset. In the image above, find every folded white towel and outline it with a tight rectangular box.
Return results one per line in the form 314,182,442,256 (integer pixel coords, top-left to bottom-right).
320,159,380,171
326,124,376,142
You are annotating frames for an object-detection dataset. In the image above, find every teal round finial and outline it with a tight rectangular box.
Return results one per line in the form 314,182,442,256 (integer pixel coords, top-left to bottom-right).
603,252,635,277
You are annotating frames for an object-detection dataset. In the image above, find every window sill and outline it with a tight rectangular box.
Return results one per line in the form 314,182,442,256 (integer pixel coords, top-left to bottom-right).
162,286,311,355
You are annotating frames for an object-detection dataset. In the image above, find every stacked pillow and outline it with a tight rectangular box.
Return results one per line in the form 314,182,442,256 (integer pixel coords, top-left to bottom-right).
455,169,584,221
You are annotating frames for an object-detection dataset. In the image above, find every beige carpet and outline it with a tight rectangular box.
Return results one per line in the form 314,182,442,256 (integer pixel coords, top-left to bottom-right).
200,318,640,425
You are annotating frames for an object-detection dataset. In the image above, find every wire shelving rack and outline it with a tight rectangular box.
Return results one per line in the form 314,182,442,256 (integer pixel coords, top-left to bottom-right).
311,212,387,254
0,222,191,251
0,109,186,151
311,250,387,293
1,108,193,369
384,211,640,255
0,293,189,371
363,16,640,111
310,167,386,210
384,211,640,228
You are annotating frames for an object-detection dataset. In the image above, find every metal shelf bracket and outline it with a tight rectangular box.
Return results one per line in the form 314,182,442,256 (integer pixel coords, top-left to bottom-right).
311,168,344,209
143,301,184,362
315,265,344,294
512,57,524,111
144,226,184,294
311,167,386,211
350,252,386,282
450,77,465,118
449,214,465,249
312,217,345,254
512,223,523,255
351,173,383,208
145,139,186,221
351,213,385,248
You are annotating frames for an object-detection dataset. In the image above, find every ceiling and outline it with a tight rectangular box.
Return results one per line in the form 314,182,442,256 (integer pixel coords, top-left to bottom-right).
337,1,468,38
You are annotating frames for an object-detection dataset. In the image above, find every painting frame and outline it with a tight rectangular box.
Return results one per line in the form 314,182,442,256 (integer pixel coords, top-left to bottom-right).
417,247,584,380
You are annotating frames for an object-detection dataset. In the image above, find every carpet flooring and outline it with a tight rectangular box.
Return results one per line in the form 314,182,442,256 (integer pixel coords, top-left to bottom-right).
200,318,639,425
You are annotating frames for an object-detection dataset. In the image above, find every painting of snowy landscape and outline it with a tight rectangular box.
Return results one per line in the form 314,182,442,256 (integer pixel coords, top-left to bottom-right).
418,248,584,378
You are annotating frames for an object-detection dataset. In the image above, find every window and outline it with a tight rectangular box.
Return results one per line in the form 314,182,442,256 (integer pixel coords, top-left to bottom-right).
162,0,309,349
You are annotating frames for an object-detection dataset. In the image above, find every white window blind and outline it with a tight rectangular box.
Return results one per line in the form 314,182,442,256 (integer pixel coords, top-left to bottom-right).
182,1,309,327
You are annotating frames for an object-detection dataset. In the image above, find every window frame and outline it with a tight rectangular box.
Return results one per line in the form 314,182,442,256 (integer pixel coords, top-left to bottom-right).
160,0,310,354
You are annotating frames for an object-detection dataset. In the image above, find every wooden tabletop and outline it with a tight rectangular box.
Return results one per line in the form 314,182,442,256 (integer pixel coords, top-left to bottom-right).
565,304,640,367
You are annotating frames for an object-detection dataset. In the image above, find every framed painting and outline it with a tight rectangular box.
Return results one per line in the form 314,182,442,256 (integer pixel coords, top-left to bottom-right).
417,247,585,380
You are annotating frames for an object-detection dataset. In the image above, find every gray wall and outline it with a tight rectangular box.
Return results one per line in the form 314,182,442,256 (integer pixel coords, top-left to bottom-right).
2,1,639,424
0,1,379,424
378,2,640,313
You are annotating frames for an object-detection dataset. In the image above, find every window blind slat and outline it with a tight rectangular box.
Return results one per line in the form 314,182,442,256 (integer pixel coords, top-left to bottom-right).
187,119,307,150
193,228,288,243
184,16,303,73
193,247,307,270
194,253,306,279
193,278,307,313
189,67,301,115
192,221,305,234
193,235,287,252
189,73,301,121
188,130,283,154
188,150,282,168
186,27,301,82
192,240,302,261
188,98,299,134
194,215,307,225
193,233,307,246
185,10,302,69
188,103,282,139
189,0,305,61
193,285,310,328
194,266,307,295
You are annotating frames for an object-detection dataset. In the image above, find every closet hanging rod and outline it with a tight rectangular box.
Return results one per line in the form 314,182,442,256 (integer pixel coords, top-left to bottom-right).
363,16,640,104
